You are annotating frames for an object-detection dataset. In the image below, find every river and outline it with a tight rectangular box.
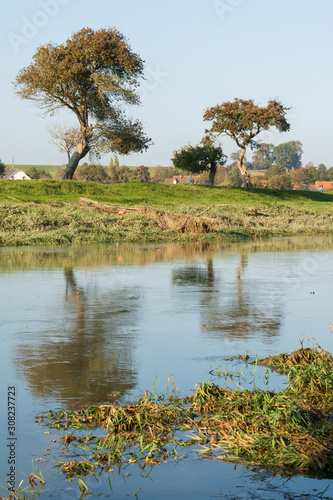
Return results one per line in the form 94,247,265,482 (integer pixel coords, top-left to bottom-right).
1,236,333,499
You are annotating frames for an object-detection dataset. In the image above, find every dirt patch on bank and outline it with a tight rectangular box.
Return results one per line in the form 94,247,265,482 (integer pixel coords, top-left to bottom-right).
78,197,222,235
136,206,221,234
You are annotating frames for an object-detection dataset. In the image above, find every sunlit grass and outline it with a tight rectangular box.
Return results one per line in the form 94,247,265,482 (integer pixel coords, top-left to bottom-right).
1,180,333,246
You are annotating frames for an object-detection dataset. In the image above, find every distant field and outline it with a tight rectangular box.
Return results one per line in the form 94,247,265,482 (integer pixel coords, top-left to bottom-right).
6,164,64,177
7,164,157,178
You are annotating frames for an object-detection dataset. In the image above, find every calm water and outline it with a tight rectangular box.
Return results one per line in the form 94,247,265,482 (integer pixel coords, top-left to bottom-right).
1,237,333,499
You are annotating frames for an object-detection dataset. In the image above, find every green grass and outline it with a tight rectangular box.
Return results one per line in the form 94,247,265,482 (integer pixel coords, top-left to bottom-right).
1,179,333,207
1,180,333,246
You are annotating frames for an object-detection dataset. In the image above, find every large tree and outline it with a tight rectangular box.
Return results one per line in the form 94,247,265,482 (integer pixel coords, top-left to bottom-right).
273,141,303,171
171,139,227,186
14,27,151,179
203,98,290,187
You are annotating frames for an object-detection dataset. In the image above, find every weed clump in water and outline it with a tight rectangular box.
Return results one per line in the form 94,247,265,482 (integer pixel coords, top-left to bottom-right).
39,345,333,482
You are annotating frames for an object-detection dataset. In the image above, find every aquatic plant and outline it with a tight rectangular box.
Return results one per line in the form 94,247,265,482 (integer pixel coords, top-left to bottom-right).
36,344,333,482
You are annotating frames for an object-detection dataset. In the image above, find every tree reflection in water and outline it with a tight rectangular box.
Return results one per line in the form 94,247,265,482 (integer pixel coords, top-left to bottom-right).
15,267,140,408
172,252,282,343
9,236,333,407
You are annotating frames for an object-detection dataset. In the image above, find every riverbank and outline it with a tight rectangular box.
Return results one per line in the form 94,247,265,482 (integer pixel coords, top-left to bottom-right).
1,180,333,246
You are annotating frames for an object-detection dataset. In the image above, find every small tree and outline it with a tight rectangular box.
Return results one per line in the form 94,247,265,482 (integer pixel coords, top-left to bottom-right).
290,167,316,186
267,174,292,190
109,165,132,183
266,164,287,178
14,27,151,179
76,164,110,183
114,155,120,168
130,165,151,182
213,166,228,185
25,166,53,180
48,124,80,163
171,140,227,186
0,158,6,177
226,166,243,187
251,176,266,188
54,168,66,180
25,166,40,179
38,169,52,180
204,98,290,187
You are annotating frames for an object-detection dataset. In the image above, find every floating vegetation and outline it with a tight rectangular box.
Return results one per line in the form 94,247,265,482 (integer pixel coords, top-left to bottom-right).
0,463,45,500
38,345,333,483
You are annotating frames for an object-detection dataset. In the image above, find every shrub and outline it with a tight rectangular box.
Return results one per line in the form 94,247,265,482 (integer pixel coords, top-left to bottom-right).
75,164,110,183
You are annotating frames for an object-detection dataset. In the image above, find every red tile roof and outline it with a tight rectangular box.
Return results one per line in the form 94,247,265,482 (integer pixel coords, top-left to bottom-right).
315,181,333,190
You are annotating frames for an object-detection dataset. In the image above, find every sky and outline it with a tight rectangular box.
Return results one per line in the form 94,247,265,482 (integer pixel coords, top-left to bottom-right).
0,0,332,167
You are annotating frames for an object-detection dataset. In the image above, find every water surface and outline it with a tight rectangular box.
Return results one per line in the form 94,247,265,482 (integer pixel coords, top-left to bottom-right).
1,236,333,499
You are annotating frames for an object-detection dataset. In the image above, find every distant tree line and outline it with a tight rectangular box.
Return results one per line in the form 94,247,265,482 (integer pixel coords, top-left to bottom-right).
25,166,52,179
251,141,303,171
52,163,153,184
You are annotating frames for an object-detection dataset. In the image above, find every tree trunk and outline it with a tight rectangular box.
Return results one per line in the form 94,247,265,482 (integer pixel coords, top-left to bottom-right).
62,131,90,179
237,148,252,188
208,162,217,186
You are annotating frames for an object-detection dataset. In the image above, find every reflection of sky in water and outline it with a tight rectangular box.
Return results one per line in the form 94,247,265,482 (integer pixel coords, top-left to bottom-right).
1,238,333,498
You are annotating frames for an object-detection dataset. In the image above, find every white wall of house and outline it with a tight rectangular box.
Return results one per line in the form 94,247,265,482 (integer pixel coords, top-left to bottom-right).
6,170,31,180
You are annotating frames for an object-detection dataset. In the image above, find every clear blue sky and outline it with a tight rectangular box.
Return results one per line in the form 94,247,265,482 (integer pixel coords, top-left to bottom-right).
0,0,332,167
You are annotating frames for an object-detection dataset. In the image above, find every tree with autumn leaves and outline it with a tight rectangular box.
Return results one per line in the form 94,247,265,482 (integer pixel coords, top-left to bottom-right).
14,27,151,179
203,98,291,187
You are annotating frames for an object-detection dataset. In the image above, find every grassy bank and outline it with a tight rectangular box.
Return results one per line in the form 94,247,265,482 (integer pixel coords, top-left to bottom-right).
1,180,333,246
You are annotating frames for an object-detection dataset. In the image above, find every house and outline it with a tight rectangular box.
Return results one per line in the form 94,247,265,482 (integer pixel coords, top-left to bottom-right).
3,169,31,180
164,175,201,184
291,182,303,190
314,181,333,191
